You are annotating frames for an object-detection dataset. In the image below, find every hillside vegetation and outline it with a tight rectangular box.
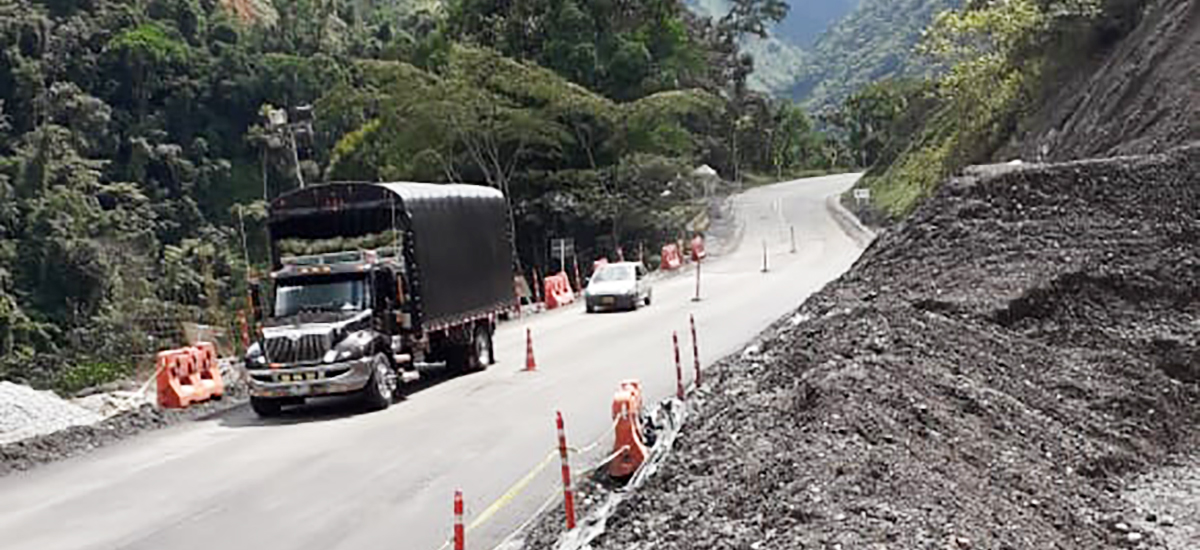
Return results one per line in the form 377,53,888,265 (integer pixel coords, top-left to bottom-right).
785,0,962,108
686,0,860,95
687,0,956,107
841,0,1193,220
0,0,850,391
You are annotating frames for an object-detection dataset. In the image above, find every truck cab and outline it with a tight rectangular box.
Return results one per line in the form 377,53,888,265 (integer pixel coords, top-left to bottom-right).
244,182,514,418
244,249,409,416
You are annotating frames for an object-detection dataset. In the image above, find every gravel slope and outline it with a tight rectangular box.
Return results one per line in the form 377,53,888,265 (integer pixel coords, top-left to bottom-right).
0,382,103,445
561,145,1200,549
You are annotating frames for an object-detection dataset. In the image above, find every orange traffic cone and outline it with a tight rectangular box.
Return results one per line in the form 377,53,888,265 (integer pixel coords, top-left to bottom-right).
525,328,537,371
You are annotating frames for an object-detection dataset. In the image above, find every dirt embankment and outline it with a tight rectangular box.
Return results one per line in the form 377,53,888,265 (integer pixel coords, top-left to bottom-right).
572,145,1200,549
1009,0,1200,162
0,386,247,478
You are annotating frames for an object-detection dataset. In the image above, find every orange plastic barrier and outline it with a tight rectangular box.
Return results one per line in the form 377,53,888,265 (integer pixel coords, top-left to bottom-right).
544,272,576,309
609,379,648,479
156,343,223,409
191,342,225,400
156,349,197,409
690,235,707,261
660,244,683,270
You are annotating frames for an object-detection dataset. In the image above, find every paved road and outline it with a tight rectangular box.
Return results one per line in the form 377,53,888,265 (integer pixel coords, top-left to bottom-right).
0,174,867,550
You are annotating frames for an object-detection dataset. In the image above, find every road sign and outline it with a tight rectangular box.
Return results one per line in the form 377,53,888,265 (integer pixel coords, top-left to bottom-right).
853,188,871,205
550,238,574,272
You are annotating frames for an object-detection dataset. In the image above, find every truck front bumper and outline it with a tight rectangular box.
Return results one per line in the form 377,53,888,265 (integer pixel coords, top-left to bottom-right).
246,356,374,399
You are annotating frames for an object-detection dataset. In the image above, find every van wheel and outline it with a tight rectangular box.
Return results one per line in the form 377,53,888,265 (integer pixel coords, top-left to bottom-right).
362,353,395,411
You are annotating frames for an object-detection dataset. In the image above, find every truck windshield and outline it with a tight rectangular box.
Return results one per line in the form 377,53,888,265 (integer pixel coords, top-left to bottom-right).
274,278,368,317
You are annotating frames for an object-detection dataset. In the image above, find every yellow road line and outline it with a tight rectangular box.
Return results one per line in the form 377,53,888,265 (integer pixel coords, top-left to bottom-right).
466,449,557,532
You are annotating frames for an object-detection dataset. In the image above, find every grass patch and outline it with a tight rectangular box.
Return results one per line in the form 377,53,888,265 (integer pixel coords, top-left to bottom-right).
55,360,136,395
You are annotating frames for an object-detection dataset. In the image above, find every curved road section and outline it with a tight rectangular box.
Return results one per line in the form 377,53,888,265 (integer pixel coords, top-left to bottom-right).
0,174,867,550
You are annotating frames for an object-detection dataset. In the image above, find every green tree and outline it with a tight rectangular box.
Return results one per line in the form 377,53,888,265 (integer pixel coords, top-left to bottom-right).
103,23,191,120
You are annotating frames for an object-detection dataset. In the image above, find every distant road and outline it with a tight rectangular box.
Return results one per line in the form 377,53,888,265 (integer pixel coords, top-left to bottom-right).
0,173,866,550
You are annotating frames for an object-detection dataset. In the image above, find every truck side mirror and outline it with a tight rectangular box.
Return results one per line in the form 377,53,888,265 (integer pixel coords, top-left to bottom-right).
373,269,397,309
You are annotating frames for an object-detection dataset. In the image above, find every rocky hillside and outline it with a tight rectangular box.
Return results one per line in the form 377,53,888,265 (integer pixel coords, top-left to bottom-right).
557,2,1200,547
580,145,1200,549
1006,0,1200,162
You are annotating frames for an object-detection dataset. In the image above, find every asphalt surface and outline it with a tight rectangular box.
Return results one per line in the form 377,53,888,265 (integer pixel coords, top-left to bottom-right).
0,173,866,550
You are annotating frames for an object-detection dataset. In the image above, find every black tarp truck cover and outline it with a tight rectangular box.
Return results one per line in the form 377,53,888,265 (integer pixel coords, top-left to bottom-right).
268,182,514,331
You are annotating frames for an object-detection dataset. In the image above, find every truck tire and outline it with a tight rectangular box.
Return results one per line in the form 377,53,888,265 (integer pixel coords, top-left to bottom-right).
449,324,491,372
476,324,494,368
463,324,492,372
486,325,496,365
250,396,282,418
361,353,395,411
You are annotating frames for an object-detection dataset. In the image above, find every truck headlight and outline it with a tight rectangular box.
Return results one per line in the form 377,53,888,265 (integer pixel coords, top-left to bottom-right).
323,349,356,364
245,343,267,367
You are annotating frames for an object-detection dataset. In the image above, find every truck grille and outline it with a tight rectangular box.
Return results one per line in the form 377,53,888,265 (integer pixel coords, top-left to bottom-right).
264,333,332,365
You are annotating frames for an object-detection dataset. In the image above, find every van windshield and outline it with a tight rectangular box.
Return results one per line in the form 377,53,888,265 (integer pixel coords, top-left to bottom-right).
274,277,368,317
592,265,635,282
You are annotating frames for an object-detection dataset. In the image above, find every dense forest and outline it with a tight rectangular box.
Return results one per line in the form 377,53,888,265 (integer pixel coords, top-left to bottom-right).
0,0,852,390
694,0,961,107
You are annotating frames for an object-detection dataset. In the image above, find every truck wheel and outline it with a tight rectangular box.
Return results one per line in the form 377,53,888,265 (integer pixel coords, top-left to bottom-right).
486,326,496,365
362,353,395,411
447,325,490,373
471,325,492,371
250,396,282,418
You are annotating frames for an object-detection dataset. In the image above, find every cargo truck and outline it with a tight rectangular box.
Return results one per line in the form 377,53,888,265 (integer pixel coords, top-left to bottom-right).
243,182,515,417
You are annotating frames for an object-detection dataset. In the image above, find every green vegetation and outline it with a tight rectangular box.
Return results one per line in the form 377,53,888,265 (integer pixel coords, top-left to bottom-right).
777,0,964,107
834,0,1142,219
0,0,850,390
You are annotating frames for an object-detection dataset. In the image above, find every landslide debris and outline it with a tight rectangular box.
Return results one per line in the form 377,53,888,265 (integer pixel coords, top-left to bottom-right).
577,145,1200,549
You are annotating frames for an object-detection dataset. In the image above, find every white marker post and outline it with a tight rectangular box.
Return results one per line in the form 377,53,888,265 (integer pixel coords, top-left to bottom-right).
761,239,769,273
